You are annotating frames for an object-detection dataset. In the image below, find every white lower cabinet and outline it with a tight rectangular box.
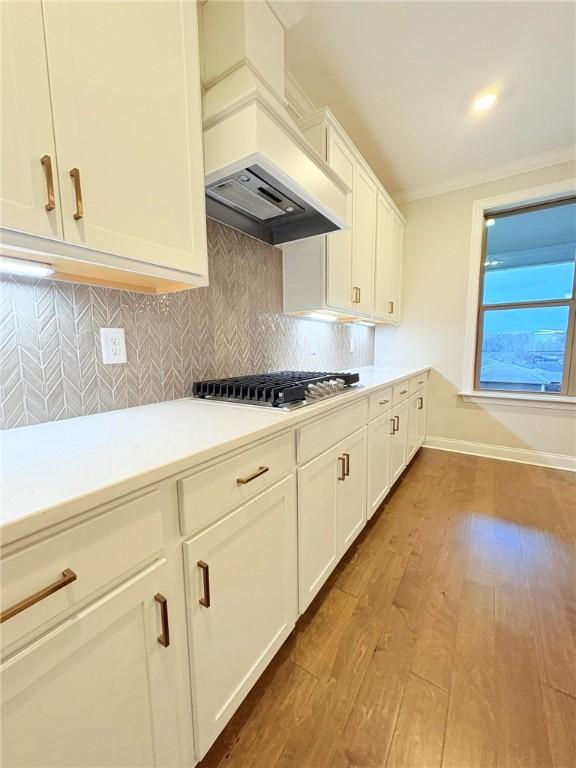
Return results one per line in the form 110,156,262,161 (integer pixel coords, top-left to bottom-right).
408,388,428,463
298,427,367,612
367,412,393,519
184,476,298,759
390,401,409,485
416,390,428,448
1,560,183,768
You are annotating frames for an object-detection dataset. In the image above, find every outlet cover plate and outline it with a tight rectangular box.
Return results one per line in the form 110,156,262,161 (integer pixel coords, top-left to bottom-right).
100,328,127,364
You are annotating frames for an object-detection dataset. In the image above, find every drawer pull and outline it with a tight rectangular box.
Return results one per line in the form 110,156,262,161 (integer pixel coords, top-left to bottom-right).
198,561,211,607
388,301,394,314
343,452,350,477
337,456,346,481
417,397,424,410
389,418,396,435
0,568,77,624
69,167,84,220
236,466,269,485
41,155,55,211
394,415,400,430
378,399,390,405
399,389,408,395
154,593,170,647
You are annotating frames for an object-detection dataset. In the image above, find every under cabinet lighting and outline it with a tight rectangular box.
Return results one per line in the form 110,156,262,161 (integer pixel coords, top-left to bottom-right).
0,256,54,278
307,311,337,322
357,321,375,327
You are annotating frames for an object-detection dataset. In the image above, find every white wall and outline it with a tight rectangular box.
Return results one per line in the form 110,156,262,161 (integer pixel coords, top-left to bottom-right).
375,160,576,467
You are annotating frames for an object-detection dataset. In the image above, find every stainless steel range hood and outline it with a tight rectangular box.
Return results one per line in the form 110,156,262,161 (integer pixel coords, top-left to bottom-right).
200,0,349,245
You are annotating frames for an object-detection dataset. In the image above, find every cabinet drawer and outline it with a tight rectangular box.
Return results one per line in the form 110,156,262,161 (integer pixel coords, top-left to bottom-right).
1,490,164,650
298,398,368,465
178,433,295,536
368,387,393,421
392,380,410,405
410,372,428,395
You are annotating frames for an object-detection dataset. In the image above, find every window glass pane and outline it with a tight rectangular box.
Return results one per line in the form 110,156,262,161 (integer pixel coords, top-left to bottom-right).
483,199,576,305
479,306,570,393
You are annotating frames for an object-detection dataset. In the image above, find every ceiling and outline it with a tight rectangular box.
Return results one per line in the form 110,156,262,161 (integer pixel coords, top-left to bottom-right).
284,1,576,201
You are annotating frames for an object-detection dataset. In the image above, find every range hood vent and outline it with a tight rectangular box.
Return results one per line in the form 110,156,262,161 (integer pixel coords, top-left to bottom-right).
200,0,349,245
205,165,339,245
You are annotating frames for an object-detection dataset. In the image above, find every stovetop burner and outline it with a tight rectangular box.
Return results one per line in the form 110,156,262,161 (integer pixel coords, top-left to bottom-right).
192,371,360,408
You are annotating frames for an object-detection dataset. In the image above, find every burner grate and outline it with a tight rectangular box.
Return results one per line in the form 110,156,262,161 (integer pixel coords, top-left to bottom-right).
192,371,359,407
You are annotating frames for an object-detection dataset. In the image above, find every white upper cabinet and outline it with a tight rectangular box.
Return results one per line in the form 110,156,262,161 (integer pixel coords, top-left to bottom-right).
283,108,404,324
326,130,355,311
374,192,403,322
1,0,208,294
352,165,376,315
1,1,63,240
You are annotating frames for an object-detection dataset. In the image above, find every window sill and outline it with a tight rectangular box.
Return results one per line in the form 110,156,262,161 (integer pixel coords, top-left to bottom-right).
458,391,576,411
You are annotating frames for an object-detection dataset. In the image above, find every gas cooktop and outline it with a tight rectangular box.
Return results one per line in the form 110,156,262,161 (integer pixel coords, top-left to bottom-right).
192,371,360,409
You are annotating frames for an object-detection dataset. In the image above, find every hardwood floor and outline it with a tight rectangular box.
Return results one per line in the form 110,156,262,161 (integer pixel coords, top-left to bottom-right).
199,449,576,768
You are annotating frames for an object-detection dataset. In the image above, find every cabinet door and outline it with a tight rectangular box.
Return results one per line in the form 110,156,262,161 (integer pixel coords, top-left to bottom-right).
337,428,367,555
184,477,297,758
352,165,376,315
367,413,393,519
407,395,420,464
390,402,409,485
326,131,354,311
374,193,394,320
388,211,404,323
42,0,207,276
1,561,183,768
1,1,63,239
298,447,339,612
416,388,428,448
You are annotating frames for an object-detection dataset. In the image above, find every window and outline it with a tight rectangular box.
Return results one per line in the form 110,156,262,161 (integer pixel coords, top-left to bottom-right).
475,196,576,395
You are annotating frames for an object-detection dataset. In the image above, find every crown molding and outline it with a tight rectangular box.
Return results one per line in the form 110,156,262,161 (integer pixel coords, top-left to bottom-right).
266,0,306,31
284,71,316,120
392,145,576,205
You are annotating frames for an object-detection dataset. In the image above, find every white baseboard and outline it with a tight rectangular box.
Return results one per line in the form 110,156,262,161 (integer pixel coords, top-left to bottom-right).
424,436,576,472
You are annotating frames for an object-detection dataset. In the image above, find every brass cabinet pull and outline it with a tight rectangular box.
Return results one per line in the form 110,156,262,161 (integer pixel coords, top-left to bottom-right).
0,568,77,624
343,452,350,477
337,455,346,481
40,155,55,211
388,301,394,314
394,415,400,431
357,287,361,303
154,593,170,647
379,399,390,405
69,167,84,220
389,418,396,435
352,286,361,304
399,389,408,395
236,466,269,485
417,397,424,410
198,561,211,607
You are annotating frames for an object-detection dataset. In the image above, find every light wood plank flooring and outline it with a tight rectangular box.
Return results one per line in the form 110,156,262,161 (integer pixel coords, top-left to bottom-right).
199,449,576,768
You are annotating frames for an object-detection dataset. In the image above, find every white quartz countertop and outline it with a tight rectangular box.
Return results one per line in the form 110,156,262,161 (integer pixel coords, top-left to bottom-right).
0,365,429,544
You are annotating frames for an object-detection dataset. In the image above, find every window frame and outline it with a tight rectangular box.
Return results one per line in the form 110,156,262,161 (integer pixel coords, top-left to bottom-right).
462,178,576,405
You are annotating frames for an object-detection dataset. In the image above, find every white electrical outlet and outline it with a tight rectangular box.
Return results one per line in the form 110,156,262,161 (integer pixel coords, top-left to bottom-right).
350,336,356,354
100,328,127,364
309,335,318,355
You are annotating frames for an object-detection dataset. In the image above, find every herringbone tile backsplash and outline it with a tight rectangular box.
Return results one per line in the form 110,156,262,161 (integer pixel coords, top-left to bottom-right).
0,220,373,429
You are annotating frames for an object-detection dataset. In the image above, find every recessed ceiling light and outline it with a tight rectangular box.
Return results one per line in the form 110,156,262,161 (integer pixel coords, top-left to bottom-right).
0,256,54,278
473,92,498,112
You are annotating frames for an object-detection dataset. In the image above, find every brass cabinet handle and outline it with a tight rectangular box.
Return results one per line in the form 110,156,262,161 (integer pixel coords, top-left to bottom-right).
399,389,408,395
379,399,390,405
389,418,396,435
394,415,400,431
69,167,84,220
154,593,170,647
357,287,361,303
388,301,394,314
352,286,361,304
343,452,350,477
417,397,424,410
40,155,55,211
198,561,211,607
236,466,269,485
0,568,77,624
337,455,346,481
